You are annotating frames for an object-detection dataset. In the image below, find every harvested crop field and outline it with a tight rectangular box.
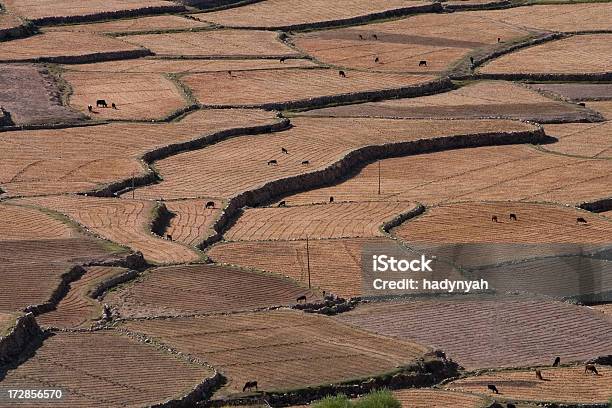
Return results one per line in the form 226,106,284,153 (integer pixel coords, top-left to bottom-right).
226,201,419,241
0,331,214,407
119,30,298,58
0,109,280,198
392,389,487,408
164,199,221,246
282,145,612,207
446,366,612,404
134,117,536,200
304,81,596,122
182,69,436,107
338,297,612,369
2,0,181,23
0,64,85,126
17,196,201,265
106,264,317,317
542,121,612,158
37,266,129,329
527,83,612,101
121,310,429,394
44,15,210,34
64,71,187,120
208,237,389,298
292,12,532,73
193,0,431,29
64,58,316,74
0,31,146,62
479,34,612,75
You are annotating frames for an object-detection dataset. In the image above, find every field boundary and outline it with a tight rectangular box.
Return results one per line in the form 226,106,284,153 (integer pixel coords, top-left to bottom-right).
0,313,43,367
0,47,152,65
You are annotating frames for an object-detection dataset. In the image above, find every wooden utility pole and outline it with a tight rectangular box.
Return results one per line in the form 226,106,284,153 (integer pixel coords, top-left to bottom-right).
306,236,311,289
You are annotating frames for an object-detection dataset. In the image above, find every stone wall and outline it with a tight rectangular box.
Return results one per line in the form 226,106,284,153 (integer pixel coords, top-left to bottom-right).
30,6,186,26
0,313,44,366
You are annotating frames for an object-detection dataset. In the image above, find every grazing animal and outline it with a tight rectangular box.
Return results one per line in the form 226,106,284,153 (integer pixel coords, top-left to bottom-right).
374,57,379,63
553,356,561,367
578,102,586,106
96,99,108,108
329,196,334,203
87,104,93,112
278,201,286,207
509,213,517,221
243,381,258,392
167,234,173,241
296,295,307,303
281,147,288,154
585,364,599,375
358,34,364,40
228,70,233,77
419,60,427,67
372,34,378,40
497,37,501,42
487,384,499,394
267,159,278,165
280,57,286,63
205,201,215,209
339,70,346,78
301,160,310,165
492,215,498,223
535,369,544,381
577,217,588,224
111,102,117,109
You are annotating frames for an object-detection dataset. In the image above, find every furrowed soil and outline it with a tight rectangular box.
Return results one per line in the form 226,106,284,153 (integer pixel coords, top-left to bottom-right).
44,15,210,34
164,199,221,246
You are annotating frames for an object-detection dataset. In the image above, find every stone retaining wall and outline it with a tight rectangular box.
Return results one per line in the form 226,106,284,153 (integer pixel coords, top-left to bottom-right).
0,313,44,366
90,269,140,299
23,265,86,315
0,48,152,65
30,6,186,26
150,372,225,408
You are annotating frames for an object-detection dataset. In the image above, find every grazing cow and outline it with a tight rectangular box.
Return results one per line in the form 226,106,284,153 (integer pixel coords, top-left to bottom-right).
242,381,258,392
509,213,517,221
301,160,310,165
578,102,586,106
278,201,286,207
111,103,117,109
281,147,288,154
280,57,286,63
374,57,380,63
228,70,233,77
329,196,334,203
267,159,278,165
205,201,215,209
96,99,108,108
497,37,501,42
88,104,93,112
419,60,427,67
296,295,307,303
372,34,378,40
339,70,346,78
166,234,173,241
577,217,588,224
553,356,560,367
487,384,499,394
535,369,544,381
358,34,364,40
585,364,599,375
492,215,498,223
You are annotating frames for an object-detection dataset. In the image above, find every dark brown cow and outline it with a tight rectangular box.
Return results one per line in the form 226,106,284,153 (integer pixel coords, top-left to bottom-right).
205,201,215,209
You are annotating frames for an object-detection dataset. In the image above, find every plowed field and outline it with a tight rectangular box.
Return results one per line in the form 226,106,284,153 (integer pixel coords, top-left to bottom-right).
44,15,209,34
165,199,221,246
543,121,612,158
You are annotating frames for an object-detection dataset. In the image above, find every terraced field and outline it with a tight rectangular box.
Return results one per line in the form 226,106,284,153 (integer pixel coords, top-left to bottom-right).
106,264,317,317
122,310,429,395
528,83,612,101
37,266,129,329
193,0,431,29
392,389,488,408
447,366,612,404
293,12,533,73
226,201,419,241
164,199,221,246
0,109,280,197
119,30,299,58
282,145,612,207
0,31,146,62
543,121,612,158
64,71,187,120
134,117,536,200
304,81,597,122
182,69,436,107
480,34,612,75
17,196,201,265
338,298,612,369
0,331,214,407
44,15,209,34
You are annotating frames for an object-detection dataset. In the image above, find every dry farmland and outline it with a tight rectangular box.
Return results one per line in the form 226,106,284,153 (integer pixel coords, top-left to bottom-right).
181,69,436,107
121,310,429,395
392,389,487,408
164,199,222,246
0,109,280,197
194,0,431,29
17,196,202,265
293,12,533,73
338,297,612,369
0,31,146,62
133,117,535,200
0,331,214,407
208,237,389,298
119,30,299,58
282,144,612,207
105,264,317,317
37,266,129,329
44,15,209,34
447,366,612,404
527,83,612,101
63,71,187,120
479,34,612,75
304,80,596,122
543,121,612,158
226,201,419,241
